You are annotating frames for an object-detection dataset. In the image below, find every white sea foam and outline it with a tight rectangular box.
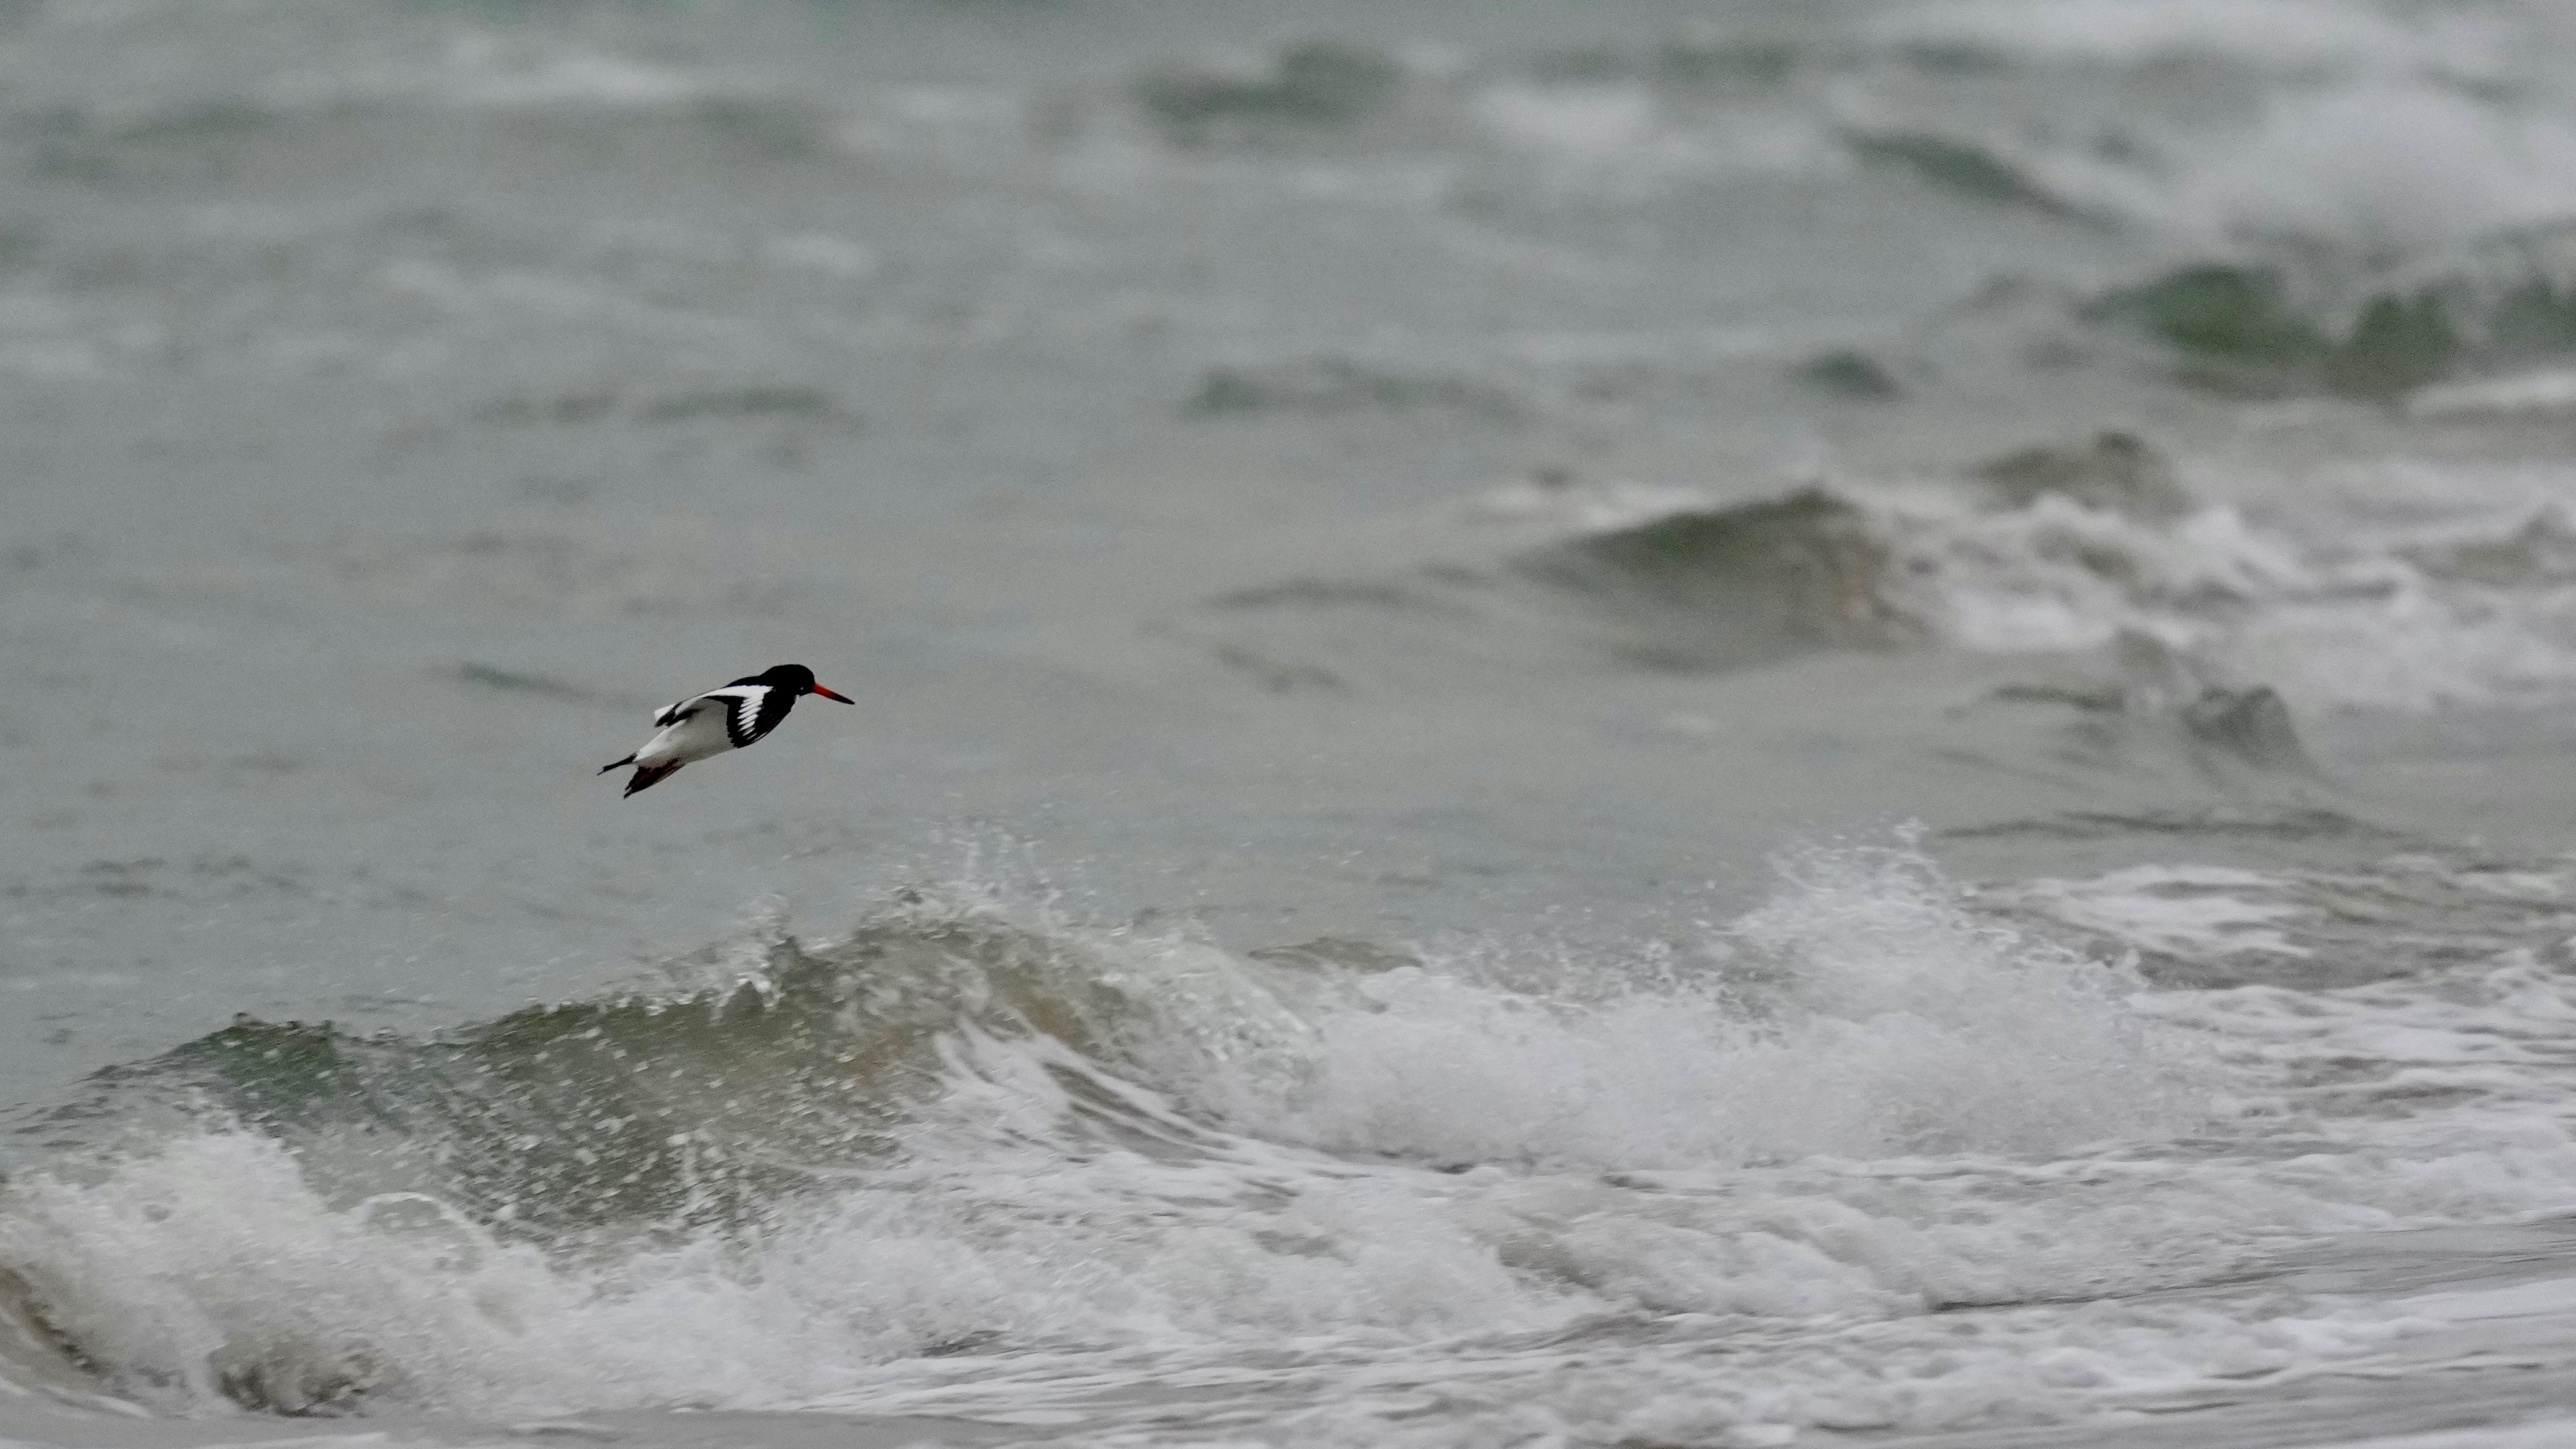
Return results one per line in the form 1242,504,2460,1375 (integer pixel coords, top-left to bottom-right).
2409,367,2576,419
1886,494,2308,655
12,846,2576,1440
1474,85,1661,159
242,30,713,118
2326,1418,2576,1449
0,844,2188,1419
1850,5,2576,256
1226,842,2197,1167
1466,476,1716,533
1858,476,2576,711
1872,0,2494,74
1988,864,2313,961
1488,470,2576,711
1471,80,1836,193
2166,85,2576,253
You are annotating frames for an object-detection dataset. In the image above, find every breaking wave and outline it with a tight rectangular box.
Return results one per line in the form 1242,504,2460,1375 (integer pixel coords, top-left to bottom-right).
1513,486,1920,672
0,844,2210,1418
9,842,2576,1438
1184,433,2576,723
1868,0,2500,74
1478,437,2576,714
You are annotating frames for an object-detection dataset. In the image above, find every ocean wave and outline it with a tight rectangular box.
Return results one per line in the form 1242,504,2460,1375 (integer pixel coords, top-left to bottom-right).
1806,85,2576,313
2023,72,2576,402
1837,123,2112,222
2165,86,2576,255
16,25,851,191
2089,224,2576,403
1179,437,2576,717
0,843,2211,1417
8,845,2576,1436
1986,852,2576,988
1492,441,2270,671
1481,438,2576,713
1134,41,1408,147
1868,0,2498,74
1512,486,1920,672
1182,355,1527,422
18,846,2197,1222
1524,32,1803,93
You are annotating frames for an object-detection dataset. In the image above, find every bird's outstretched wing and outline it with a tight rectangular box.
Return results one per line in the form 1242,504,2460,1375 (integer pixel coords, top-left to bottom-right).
654,686,774,736
717,685,793,748
639,684,784,756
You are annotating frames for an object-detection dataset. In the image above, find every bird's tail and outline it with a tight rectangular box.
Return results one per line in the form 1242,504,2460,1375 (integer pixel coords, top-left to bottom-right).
623,761,684,797
598,753,636,775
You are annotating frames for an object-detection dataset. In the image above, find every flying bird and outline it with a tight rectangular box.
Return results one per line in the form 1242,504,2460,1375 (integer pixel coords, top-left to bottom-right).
600,663,854,797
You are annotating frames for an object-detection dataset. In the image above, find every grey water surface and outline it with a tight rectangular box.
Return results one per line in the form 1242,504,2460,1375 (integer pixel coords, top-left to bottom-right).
9,2,2576,1446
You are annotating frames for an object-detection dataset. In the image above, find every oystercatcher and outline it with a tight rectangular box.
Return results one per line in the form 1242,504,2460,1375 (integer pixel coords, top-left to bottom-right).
600,663,854,797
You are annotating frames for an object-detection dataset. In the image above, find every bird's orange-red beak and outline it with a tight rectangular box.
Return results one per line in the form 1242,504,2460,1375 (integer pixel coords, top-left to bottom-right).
812,683,855,704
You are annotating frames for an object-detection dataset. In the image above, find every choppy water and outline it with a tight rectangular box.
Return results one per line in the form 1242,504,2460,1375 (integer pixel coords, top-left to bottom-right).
10,1,2576,1445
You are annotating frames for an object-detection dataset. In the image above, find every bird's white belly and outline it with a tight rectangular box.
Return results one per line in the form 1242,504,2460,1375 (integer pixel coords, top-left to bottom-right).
633,710,735,768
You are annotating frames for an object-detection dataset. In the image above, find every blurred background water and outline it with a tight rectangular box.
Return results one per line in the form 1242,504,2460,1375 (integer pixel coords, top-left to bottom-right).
11,2,2576,1445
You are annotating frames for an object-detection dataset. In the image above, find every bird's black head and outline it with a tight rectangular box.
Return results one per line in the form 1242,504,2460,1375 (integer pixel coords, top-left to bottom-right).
757,664,816,692
739,663,854,704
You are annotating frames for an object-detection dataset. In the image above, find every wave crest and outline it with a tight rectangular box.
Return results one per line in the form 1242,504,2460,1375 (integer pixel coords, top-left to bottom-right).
0,843,2213,1415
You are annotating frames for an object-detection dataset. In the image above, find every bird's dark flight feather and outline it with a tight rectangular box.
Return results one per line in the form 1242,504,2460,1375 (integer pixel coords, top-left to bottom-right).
714,687,795,749
624,761,685,796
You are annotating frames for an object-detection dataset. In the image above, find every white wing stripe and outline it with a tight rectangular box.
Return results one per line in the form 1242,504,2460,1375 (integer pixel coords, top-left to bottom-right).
721,686,770,748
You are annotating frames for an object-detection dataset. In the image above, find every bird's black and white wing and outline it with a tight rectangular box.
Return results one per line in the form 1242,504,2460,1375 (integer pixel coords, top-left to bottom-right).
746,685,797,745
710,685,791,749
643,688,763,751
653,688,775,740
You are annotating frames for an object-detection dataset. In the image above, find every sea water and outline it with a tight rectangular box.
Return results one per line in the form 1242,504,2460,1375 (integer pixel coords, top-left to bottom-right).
9,2,2576,1445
